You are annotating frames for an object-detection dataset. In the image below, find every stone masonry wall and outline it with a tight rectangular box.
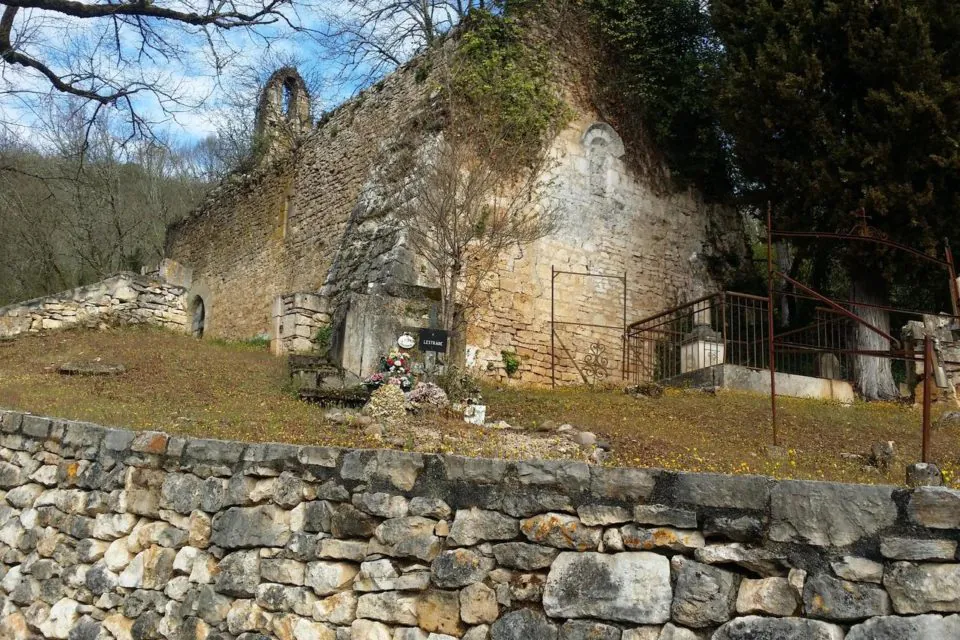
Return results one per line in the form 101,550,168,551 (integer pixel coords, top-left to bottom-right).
466,121,744,384
0,274,188,340
165,60,435,341
164,16,745,379
1,409,959,639
272,293,332,356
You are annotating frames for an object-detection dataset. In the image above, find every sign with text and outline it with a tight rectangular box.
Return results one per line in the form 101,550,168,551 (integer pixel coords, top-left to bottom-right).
418,329,449,353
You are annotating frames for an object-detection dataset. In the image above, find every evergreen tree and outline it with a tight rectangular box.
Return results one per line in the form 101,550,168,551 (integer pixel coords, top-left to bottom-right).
712,0,960,398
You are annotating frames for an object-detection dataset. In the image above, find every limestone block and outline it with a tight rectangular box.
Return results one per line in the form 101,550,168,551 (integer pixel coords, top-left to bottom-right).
459,583,498,625
846,614,960,640
559,620,621,640
671,556,739,628
520,513,601,551
884,562,960,614
908,487,960,528
356,591,418,625
621,525,704,553
880,536,957,561
491,543,558,571
215,549,261,597
490,609,558,640
375,517,436,546
830,556,883,584
803,573,891,622
353,492,409,519
543,551,671,624
694,543,787,577
117,545,175,590
210,505,291,548
736,577,800,616
417,589,463,636
633,505,697,529
261,558,307,586
448,508,520,546
768,480,896,547
352,619,392,640
430,549,487,588
314,591,358,625
306,561,359,596
712,616,844,640
576,505,632,527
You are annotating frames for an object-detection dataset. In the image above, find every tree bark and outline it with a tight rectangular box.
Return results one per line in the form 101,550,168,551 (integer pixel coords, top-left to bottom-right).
775,240,793,328
851,276,899,400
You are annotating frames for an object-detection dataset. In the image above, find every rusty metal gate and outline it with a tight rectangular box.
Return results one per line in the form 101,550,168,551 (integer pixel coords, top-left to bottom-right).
550,267,627,387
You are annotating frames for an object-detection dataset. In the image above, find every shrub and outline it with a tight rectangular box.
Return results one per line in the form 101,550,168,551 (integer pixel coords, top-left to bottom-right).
435,365,482,403
314,324,333,354
501,350,521,377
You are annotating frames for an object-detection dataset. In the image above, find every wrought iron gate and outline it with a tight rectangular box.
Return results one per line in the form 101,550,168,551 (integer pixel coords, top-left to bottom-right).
550,267,627,387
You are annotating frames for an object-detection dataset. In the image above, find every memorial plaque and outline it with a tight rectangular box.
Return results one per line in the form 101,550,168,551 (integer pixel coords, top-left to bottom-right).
419,329,449,353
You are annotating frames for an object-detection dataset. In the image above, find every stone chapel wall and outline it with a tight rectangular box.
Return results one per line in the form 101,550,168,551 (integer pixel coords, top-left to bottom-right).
465,120,743,384
165,63,434,341
164,15,745,380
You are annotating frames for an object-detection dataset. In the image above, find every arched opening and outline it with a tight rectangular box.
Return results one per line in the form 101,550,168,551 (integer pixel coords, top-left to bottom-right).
282,77,297,120
253,67,311,144
190,296,206,338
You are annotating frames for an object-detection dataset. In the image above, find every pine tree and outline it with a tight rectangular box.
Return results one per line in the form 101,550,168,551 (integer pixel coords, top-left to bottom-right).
713,0,960,398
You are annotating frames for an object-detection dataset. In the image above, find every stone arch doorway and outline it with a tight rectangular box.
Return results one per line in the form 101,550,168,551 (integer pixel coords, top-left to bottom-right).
190,295,206,338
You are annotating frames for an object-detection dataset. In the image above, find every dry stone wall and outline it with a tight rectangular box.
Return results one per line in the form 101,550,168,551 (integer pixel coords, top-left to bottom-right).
1,409,959,639
0,274,187,340
272,293,332,356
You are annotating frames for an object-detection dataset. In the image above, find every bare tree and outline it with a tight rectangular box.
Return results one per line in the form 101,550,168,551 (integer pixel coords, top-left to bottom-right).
0,106,207,304
319,0,489,85
0,0,315,142
396,111,560,362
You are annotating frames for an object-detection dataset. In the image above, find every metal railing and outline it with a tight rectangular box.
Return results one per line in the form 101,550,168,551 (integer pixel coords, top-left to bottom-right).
626,292,770,384
625,291,867,385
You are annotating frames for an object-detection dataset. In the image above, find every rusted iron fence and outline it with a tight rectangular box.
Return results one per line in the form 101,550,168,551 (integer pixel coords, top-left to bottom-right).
625,290,950,386
625,291,865,385
626,292,766,383
626,208,960,466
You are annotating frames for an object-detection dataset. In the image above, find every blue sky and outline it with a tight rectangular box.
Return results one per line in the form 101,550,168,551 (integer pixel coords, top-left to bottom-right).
0,0,422,146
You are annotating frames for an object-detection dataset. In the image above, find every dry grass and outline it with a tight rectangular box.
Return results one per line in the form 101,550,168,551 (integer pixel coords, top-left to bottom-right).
1,326,957,487
486,385,960,487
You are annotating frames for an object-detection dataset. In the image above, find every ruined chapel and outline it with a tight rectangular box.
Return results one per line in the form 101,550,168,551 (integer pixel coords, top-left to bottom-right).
164,20,746,384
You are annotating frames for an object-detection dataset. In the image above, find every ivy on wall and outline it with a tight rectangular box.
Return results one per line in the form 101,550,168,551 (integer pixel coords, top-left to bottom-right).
449,8,571,164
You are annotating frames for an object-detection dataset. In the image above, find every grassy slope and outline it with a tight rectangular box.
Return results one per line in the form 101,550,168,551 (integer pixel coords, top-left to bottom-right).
1,326,956,487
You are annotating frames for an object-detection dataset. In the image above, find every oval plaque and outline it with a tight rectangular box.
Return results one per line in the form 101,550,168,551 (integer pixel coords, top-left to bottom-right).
397,333,416,349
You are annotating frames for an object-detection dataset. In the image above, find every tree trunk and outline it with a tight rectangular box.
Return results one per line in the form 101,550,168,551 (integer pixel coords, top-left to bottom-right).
851,276,899,400
441,267,466,368
775,241,793,328
449,306,468,369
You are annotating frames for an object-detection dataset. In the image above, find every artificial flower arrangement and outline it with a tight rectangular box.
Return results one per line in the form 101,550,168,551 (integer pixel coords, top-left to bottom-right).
364,349,415,391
